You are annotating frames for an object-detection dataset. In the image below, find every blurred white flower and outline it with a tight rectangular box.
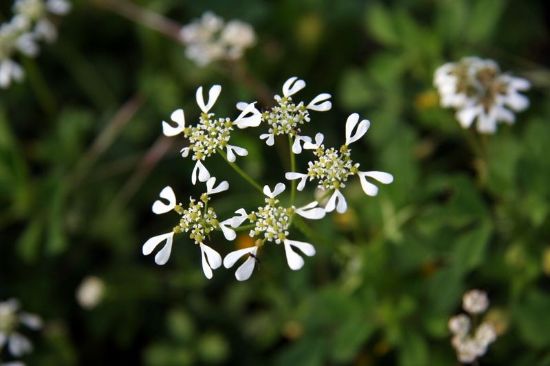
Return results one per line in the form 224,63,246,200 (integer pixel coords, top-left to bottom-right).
0,0,69,89
285,113,393,213
434,56,530,134
76,276,105,310
463,289,489,315
180,12,255,66
449,289,497,364
0,299,42,360
161,85,261,185
260,76,332,152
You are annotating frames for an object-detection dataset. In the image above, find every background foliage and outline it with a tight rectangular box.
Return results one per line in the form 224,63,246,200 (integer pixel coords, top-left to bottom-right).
1,0,550,365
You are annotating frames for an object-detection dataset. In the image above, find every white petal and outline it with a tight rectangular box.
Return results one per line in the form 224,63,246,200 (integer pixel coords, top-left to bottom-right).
223,246,258,268
235,256,257,281
296,202,326,220
303,133,324,149
325,190,347,213
0,332,6,348
196,85,222,113
283,241,304,270
345,113,370,145
19,313,43,330
152,186,177,214
206,177,229,195
234,102,262,128
180,147,190,158
154,239,173,265
142,232,174,258
267,183,286,197
358,175,378,196
477,110,497,134
292,135,312,154
226,145,248,162
457,105,480,129
260,133,275,146
307,93,332,111
219,222,236,240
228,208,248,228
162,108,185,136
286,239,316,257
285,172,308,191
282,76,306,97
506,92,529,111
200,244,222,279
362,171,394,184
8,333,32,357
191,160,210,185
46,0,71,14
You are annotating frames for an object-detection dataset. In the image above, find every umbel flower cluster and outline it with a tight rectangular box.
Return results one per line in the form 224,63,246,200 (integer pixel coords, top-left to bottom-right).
142,77,393,280
0,0,70,88
434,56,530,134
449,290,498,364
180,11,255,67
0,299,42,365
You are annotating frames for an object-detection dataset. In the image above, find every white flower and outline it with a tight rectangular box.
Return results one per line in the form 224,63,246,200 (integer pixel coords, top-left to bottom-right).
448,314,470,337
463,289,489,315
142,181,233,279
449,289,498,364
76,276,105,310
0,22,26,88
224,183,324,279
285,114,393,213
161,85,261,185
180,12,255,66
13,0,70,42
0,299,42,359
260,77,332,152
434,56,530,134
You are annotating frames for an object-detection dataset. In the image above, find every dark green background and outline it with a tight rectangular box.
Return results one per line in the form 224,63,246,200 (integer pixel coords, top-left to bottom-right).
1,0,550,364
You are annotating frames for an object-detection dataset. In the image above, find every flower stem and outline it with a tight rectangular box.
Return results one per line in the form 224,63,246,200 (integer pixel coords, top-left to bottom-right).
233,224,255,232
91,0,182,42
288,135,297,206
22,57,56,118
218,149,263,193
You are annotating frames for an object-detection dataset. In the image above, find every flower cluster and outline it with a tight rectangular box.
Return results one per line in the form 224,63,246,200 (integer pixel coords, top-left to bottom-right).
286,113,393,213
143,77,393,281
180,11,255,67
449,289,498,364
0,299,42,364
434,56,530,134
161,84,261,185
0,0,70,88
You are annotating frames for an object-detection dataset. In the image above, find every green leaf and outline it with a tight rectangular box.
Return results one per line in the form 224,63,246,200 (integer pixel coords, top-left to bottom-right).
365,3,400,46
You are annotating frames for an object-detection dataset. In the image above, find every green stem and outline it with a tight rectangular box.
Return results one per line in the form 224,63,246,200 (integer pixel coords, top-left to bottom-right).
218,149,263,193
233,224,255,232
22,57,56,118
289,135,297,206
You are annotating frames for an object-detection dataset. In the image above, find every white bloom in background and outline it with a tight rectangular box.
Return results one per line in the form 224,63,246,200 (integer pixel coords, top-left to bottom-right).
285,113,393,213
13,0,71,42
161,85,261,185
76,276,105,310
463,289,489,315
0,299,42,360
142,179,235,279
223,183,325,280
260,76,332,152
180,11,255,66
434,56,530,134
0,22,26,89
449,289,498,364
0,0,69,89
